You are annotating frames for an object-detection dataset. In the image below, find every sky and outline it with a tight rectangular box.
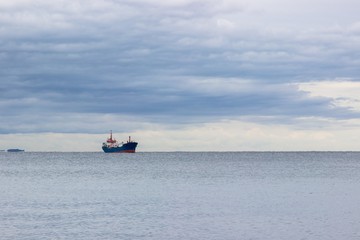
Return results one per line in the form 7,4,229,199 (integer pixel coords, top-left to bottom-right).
1,0,360,151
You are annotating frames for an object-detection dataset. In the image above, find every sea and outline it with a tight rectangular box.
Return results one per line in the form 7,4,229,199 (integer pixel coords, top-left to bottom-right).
1,152,360,240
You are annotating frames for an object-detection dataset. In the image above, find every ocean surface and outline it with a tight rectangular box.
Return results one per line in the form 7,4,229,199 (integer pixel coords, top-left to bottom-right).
1,152,360,240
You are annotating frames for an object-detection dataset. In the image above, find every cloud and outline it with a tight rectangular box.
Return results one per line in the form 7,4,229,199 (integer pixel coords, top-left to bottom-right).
1,74,354,135
298,80,360,112
1,0,360,150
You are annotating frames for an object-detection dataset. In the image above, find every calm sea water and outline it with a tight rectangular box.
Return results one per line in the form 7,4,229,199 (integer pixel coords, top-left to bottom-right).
1,152,360,240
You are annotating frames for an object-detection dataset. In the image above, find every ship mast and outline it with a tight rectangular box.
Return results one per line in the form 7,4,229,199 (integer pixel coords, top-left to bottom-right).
107,130,117,144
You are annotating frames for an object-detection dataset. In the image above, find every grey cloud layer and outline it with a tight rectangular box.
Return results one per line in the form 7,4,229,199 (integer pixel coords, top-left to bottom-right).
1,0,359,133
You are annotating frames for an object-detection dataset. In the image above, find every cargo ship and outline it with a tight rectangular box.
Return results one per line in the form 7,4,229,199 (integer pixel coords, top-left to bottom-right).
102,131,138,153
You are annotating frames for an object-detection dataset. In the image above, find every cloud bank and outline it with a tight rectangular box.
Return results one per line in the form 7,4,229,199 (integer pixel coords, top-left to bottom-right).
1,0,360,150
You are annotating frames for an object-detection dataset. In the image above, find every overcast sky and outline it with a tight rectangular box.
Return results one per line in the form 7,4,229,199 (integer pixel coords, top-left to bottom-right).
1,0,360,151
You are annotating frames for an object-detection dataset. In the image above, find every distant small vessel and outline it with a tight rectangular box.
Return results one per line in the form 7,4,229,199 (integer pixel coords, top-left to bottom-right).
102,131,138,153
7,149,24,152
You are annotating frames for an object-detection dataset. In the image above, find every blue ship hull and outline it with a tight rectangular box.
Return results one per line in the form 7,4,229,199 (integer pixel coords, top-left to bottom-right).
7,149,25,152
102,142,138,153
